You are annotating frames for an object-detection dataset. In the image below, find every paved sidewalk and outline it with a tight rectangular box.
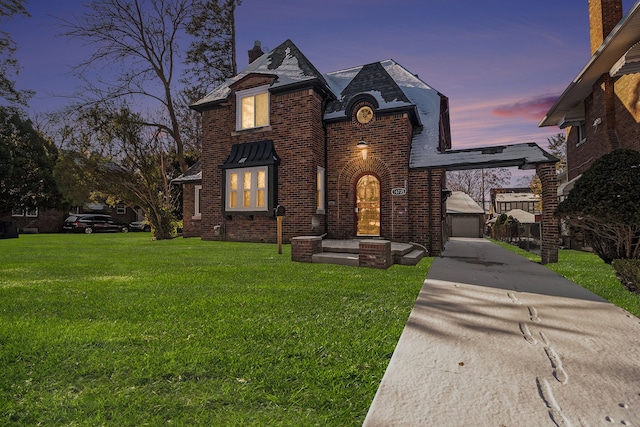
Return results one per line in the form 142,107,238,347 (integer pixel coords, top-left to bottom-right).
363,238,640,426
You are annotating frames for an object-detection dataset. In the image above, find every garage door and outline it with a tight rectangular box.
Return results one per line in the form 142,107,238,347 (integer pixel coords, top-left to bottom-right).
451,216,481,238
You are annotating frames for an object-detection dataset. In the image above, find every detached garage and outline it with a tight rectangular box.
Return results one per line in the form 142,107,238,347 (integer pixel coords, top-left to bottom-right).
446,191,485,238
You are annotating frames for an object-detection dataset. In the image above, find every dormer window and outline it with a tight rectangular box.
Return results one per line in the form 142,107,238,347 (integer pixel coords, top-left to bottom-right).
236,85,269,130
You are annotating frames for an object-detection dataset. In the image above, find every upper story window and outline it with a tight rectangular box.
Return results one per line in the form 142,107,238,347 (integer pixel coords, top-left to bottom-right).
236,85,269,130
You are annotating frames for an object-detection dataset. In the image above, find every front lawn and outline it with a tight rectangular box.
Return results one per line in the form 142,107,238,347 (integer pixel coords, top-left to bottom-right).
492,240,640,318
0,234,431,426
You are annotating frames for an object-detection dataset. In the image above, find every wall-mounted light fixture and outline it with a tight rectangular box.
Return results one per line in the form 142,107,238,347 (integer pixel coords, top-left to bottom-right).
357,140,368,160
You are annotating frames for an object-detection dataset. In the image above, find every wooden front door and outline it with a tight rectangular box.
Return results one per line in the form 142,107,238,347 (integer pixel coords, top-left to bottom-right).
356,174,380,236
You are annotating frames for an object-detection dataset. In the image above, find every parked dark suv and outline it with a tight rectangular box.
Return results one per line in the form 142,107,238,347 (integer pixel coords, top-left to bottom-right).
63,214,129,234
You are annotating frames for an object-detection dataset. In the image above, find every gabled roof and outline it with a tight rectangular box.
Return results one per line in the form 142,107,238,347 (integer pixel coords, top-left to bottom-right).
324,60,445,168
412,142,558,171
539,1,640,127
192,39,448,169
324,62,412,116
172,160,201,184
191,39,332,112
446,191,485,214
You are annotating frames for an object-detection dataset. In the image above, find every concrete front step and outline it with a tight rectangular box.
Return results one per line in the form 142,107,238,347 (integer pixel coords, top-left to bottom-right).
311,239,426,267
398,249,426,266
312,251,359,266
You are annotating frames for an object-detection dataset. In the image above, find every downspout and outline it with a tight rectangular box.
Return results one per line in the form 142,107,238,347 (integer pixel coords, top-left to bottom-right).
323,101,329,237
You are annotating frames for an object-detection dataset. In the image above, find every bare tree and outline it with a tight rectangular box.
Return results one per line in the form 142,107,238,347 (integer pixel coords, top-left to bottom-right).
61,0,196,172
0,0,33,105
60,0,244,173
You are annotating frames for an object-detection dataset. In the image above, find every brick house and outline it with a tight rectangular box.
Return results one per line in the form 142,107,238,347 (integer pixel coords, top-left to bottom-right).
178,39,451,255
539,0,640,182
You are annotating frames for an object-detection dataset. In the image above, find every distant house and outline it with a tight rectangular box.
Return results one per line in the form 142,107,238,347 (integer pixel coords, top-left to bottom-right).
539,0,640,191
445,191,485,238
490,187,540,217
0,207,67,234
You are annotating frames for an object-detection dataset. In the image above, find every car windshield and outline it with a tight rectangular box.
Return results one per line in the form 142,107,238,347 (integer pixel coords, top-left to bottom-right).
65,216,79,222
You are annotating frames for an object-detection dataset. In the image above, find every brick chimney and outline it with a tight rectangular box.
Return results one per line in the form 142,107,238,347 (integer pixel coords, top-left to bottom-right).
589,0,623,54
248,40,264,64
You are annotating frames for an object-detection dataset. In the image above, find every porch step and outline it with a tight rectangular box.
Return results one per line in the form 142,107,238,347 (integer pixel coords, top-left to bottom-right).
398,249,426,266
312,252,360,267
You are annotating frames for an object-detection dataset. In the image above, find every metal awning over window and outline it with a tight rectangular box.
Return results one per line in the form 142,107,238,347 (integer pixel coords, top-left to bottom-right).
221,140,281,169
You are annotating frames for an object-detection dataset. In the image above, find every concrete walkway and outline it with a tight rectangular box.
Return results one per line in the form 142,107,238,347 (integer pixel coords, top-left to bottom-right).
363,238,640,426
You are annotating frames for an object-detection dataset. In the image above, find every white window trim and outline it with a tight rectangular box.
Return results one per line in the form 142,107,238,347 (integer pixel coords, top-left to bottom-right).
116,204,126,215
317,166,326,214
25,207,38,217
236,85,270,131
225,166,269,212
11,207,24,217
575,123,587,147
193,185,202,219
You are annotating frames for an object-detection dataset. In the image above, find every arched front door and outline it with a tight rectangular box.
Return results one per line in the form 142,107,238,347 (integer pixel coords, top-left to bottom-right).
356,174,380,236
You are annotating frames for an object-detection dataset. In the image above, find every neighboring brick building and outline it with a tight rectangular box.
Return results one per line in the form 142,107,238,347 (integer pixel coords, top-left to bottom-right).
539,0,640,181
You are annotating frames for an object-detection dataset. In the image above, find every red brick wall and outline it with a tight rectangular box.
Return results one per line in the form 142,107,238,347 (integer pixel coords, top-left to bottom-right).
181,183,202,238
200,78,326,243
589,0,623,55
567,72,640,181
325,110,413,241
615,73,640,152
407,168,445,256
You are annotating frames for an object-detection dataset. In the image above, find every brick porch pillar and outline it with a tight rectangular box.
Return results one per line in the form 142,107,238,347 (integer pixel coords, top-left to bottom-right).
291,236,323,263
537,163,559,264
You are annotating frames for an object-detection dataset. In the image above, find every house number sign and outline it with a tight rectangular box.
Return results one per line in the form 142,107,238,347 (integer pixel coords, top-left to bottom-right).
391,188,407,196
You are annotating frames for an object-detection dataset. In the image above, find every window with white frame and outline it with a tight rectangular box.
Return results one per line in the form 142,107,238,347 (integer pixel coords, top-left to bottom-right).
236,85,269,130
117,204,126,215
575,123,586,146
194,185,202,218
25,207,38,217
317,166,325,214
11,207,24,217
226,166,268,212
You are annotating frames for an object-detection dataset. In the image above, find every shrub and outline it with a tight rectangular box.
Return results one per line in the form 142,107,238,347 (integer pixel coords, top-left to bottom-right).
612,259,640,294
557,149,640,263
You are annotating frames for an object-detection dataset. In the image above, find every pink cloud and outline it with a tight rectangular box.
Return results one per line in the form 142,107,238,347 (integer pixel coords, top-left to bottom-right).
492,95,558,120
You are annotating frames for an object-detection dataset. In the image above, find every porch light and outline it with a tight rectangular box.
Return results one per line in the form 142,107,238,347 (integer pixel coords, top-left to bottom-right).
357,140,368,160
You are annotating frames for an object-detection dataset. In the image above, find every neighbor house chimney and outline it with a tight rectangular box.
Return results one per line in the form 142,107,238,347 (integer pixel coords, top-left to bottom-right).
248,40,264,64
589,0,623,54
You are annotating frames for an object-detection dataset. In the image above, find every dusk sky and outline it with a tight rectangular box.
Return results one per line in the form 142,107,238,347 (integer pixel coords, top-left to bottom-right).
6,0,638,157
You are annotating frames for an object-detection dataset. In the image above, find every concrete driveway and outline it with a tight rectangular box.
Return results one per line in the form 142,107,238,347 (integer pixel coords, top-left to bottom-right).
364,238,640,426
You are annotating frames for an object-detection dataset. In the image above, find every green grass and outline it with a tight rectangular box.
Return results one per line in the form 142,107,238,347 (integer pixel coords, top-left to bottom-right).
491,240,640,318
0,234,431,426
